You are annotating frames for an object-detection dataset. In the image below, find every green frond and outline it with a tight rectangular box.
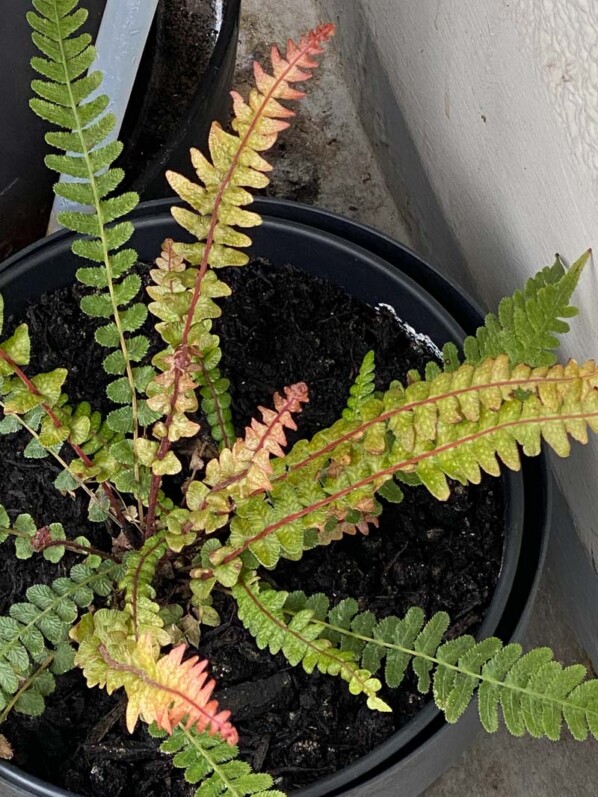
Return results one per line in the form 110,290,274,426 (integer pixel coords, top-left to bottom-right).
149,725,285,797
233,578,390,712
343,351,376,421
445,252,589,370
210,355,598,576
28,0,151,496
0,559,120,723
278,593,598,741
121,535,171,644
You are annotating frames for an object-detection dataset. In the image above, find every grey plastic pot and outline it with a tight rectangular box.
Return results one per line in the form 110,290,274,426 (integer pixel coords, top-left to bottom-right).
0,199,550,797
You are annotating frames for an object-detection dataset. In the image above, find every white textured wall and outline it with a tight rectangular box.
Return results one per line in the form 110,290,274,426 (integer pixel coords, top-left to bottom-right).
320,0,598,564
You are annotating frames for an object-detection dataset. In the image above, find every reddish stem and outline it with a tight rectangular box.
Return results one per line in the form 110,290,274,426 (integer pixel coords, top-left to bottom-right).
39,538,119,562
212,407,598,572
0,346,128,533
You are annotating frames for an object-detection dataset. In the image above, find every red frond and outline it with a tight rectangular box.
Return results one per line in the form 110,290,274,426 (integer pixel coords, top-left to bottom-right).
244,382,309,459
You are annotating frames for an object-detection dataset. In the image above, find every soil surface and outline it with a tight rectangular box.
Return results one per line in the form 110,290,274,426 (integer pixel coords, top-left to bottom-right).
0,260,504,796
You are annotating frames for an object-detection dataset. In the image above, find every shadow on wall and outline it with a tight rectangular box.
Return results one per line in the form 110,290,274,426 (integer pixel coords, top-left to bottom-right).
319,0,471,291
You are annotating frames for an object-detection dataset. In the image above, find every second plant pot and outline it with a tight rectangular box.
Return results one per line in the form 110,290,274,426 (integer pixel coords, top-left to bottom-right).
0,199,549,797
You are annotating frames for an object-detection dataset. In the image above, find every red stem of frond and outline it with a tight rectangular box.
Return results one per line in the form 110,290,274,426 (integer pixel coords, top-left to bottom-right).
216,408,598,568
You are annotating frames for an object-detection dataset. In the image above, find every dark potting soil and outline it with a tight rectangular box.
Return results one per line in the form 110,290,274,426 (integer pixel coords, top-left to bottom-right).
0,259,504,796
118,0,219,183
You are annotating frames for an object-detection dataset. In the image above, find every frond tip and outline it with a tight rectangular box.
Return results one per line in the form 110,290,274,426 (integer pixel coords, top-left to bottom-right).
73,610,238,745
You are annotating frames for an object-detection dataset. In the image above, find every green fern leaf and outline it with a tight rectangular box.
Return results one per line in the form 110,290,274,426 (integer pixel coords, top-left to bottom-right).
28,0,150,501
149,725,285,797
233,578,389,712
0,559,120,722
446,252,589,370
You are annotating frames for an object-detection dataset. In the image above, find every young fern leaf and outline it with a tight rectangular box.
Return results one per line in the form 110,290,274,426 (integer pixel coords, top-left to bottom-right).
443,252,589,371
0,504,66,563
233,578,390,712
165,24,335,450
0,559,119,722
149,725,285,797
206,355,598,577
120,534,172,644
28,0,154,459
72,609,238,744
279,593,598,742
343,351,376,421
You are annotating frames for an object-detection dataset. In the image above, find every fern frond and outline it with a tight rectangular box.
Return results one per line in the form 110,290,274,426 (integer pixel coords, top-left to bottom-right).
139,27,333,531
149,725,285,797
0,299,129,527
0,559,119,722
445,252,589,370
206,355,598,576
72,609,238,744
146,239,236,451
233,578,390,712
28,0,156,492
120,535,172,644
163,24,334,449
168,23,336,271
185,382,310,540
343,351,376,420
279,593,598,741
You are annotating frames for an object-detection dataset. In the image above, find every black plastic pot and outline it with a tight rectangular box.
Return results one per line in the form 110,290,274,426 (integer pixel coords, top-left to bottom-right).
0,0,105,262
0,199,550,797
118,0,241,199
0,0,240,260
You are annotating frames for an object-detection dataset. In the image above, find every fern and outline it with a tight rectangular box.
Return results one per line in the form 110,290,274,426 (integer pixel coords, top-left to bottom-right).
235,582,598,741
161,24,335,452
28,0,156,461
72,609,238,744
443,252,589,371
149,725,285,797
199,355,598,577
233,578,389,711
120,534,171,643
343,351,376,420
0,558,119,722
